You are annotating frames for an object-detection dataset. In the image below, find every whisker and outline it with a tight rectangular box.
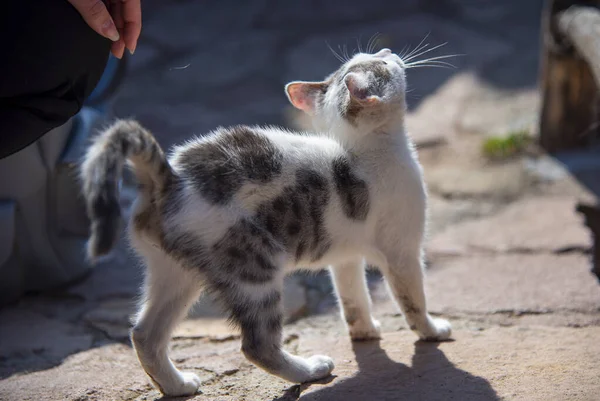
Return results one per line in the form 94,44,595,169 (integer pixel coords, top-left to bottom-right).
406,61,456,69
357,35,362,53
403,32,431,60
337,45,348,62
403,42,448,63
405,63,455,70
398,44,411,60
367,32,381,54
405,54,462,67
366,34,375,53
407,58,458,66
326,42,345,63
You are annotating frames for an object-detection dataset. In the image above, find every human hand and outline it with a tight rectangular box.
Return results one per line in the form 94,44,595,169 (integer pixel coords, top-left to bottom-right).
67,0,141,59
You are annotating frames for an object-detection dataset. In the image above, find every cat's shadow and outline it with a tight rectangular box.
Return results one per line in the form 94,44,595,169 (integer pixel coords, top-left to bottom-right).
275,339,500,401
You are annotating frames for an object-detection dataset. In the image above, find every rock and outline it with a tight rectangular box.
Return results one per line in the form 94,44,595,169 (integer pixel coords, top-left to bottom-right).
456,85,539,137
83,299,137,341
425,163,528,200
524,155,570,183
4,320,599,401
0,309,93,379
173,318,239,342
426,195,502,235
425,254,600,315
66,242,141,301
297,326,600,401
283,276,308,322
427,197,591,255
406,72,479,144
0,344,155,401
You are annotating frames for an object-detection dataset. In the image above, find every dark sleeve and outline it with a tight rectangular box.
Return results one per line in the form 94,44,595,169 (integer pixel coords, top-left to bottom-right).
0,0,112,159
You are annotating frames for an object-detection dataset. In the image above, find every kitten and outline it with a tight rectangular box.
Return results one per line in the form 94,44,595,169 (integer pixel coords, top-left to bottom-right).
80,48,451,396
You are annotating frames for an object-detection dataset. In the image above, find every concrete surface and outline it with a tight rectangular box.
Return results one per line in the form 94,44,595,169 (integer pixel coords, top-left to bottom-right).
2,0,600,400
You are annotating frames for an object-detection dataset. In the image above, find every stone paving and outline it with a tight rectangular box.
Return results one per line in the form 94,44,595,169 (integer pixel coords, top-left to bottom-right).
2,0,600,400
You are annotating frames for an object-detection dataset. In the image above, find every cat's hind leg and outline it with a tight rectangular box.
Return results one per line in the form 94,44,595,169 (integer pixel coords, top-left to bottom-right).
130,247,203,396
227,279,334,383
377,247,451,341
330,260,381,341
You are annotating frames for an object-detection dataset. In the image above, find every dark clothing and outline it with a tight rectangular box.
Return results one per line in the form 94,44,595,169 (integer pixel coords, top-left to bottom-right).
0,0,111,159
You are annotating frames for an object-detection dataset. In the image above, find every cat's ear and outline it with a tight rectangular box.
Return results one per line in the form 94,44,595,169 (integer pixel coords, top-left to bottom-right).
344,73,381,106
285,81,327,114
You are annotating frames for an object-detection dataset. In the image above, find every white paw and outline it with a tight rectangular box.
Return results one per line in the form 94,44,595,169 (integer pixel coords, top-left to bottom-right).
305,355,335,382
162,371,202,397
349,318,382,341
420,318,452,341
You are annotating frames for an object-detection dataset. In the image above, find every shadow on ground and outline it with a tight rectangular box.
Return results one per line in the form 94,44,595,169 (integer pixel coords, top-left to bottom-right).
277,341,498,401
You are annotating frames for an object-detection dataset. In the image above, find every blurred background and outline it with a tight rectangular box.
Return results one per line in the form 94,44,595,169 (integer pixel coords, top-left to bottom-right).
2,1,600,400
116,0,543,145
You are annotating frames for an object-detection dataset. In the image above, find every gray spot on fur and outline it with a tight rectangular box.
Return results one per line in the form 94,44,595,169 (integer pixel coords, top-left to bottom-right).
400,295,421,315
255,168,332,263
332,155,369,220
81,119,172,259
178,126,283,204
342,298,360,326
232,290,284,373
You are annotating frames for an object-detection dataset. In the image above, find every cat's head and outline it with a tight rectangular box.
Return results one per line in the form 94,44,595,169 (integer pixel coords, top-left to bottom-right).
286,48,407,134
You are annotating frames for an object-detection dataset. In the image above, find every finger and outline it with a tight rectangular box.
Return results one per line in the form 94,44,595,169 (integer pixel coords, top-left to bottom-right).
109,0,124,32
68,0,120,42
111,38,126,59
121,0,142,54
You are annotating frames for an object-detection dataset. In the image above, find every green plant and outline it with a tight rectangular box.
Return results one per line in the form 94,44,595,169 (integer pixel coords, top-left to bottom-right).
482,130,531,160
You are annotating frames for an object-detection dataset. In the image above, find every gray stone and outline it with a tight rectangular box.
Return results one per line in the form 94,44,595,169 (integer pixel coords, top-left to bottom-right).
425,254,600,314
427,196,591,255
456,85,539,137
297,326,600,401
83,298,136,341
0,344,152,401
406,73,479,145
172,318,239,342
283,276,308,322
425,163,529,200
524,155,570,183
0,309,93,378
426,196,502,235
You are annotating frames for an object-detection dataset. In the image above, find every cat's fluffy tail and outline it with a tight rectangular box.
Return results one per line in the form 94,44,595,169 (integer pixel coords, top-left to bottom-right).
80,119,172,260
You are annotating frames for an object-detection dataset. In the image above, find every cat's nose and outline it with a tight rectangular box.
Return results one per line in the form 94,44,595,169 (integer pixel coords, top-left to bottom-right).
375,48,392,57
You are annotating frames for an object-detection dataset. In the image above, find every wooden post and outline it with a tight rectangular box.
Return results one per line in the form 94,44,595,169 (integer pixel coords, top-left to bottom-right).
539,0,600,152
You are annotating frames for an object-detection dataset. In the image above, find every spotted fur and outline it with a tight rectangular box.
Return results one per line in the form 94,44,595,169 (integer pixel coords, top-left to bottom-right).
80,120,173,259
80,48,452,397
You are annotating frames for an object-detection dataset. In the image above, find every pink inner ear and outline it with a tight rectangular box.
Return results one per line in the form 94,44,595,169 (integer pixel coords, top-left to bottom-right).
288,84,313,112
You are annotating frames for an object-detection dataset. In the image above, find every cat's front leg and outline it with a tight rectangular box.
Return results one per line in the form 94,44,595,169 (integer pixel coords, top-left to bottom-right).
379,248,451,341
330,260,381,341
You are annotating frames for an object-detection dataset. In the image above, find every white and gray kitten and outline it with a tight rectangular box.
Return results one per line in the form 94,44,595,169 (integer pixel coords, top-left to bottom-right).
80,48,451,397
